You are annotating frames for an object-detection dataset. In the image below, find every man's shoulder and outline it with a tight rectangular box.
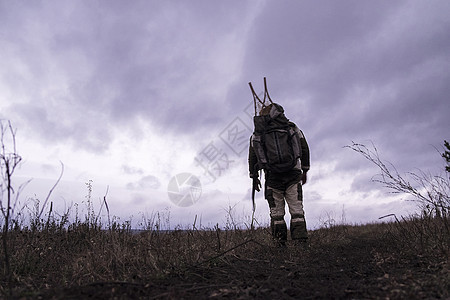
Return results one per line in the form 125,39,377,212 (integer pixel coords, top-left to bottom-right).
288,122,303,133
288,121,300,129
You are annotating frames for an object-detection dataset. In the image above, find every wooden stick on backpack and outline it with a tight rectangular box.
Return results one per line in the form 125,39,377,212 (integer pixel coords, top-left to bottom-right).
263,77,274,105
248,82,265,116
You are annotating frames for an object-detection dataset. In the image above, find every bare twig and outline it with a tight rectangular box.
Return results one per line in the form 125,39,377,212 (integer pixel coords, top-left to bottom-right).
193,238,255,268
45,201,53,230
378,214,399,222
345,142,450,214
0,120,22,296
38,161,64,220
96,185,110,228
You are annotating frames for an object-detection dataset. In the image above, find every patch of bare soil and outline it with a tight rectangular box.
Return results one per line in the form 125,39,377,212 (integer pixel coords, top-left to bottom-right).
43,227,448,299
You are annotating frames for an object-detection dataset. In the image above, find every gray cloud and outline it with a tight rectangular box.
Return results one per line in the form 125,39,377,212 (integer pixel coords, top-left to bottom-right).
127,175,161,190
121,165,144,175
1,1,255,151
235,0,450,177
1,1,449,225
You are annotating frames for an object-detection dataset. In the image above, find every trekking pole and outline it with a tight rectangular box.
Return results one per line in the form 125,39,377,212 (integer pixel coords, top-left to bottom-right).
251,168,262,230
251,178,256,213
251,173,257,230
251,166,261,212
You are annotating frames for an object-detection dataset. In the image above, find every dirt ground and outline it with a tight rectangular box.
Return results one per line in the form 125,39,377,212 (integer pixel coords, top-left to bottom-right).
43,227,448,299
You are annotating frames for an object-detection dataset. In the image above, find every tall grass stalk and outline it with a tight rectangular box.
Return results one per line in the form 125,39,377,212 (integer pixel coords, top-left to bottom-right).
347,141,450,256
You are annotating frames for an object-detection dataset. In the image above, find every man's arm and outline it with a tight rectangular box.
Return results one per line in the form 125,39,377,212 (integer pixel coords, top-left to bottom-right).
298,129,310,184
299,130,310,173
248,136,258,178
248,136,261,211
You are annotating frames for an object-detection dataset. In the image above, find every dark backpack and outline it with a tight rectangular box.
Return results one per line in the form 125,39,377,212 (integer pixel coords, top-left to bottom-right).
251,104,302,173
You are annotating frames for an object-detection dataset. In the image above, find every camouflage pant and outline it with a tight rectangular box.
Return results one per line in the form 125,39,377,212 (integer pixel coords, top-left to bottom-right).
265,182,307,242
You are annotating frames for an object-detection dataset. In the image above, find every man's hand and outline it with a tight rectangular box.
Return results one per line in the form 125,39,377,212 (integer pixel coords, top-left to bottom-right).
301,172,308,185
253,177,261,192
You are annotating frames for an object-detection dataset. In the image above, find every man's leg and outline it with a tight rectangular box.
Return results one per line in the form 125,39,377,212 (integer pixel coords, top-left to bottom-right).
265,186,287,245
285,183,308,241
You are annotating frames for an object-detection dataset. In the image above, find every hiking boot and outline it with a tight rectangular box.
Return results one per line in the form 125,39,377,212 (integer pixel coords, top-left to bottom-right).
271,221,288,241
290,220,308,240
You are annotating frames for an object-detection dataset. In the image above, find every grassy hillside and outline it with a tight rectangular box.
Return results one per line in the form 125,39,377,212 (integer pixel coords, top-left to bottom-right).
0,213,448,299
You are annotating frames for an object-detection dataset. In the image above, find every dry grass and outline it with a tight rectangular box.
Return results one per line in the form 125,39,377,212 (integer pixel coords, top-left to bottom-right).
0,210,448,299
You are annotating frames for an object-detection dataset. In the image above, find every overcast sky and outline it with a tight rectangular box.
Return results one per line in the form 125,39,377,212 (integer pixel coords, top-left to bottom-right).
1,1,449,229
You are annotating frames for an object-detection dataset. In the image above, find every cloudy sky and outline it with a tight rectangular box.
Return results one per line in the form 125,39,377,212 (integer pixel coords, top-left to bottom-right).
1,1,449,229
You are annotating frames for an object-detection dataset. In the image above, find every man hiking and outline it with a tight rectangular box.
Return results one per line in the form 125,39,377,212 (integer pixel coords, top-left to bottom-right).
248,84,310,247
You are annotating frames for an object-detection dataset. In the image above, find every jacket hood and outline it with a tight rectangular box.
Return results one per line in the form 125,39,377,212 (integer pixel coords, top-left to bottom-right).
269,103,285,119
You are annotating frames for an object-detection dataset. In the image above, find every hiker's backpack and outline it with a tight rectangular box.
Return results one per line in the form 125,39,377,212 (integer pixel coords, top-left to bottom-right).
249,78,302,173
